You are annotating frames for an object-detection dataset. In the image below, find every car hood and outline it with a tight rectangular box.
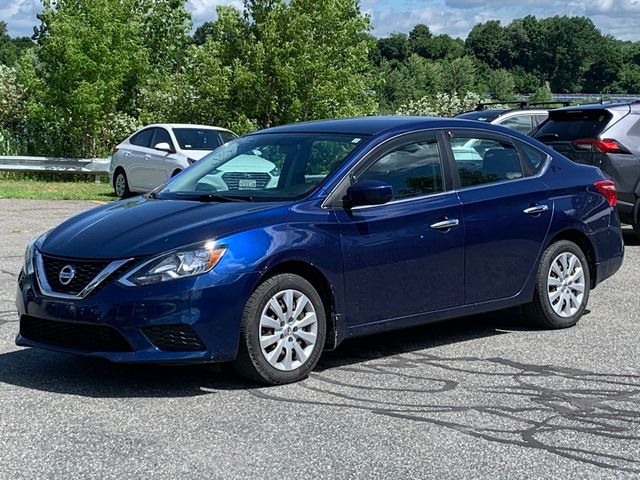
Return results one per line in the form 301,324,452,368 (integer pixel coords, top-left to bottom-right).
186,150,214,161
40,196,291,259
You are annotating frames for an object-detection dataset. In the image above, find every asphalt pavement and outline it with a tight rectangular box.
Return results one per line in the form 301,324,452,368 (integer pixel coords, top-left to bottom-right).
0,199,638,479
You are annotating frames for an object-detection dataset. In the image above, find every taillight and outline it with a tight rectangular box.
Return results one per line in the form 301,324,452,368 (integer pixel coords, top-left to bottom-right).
594,179,617,207
573,138,629,154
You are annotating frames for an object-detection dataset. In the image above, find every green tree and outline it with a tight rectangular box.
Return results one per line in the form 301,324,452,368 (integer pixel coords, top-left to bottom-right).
408,24,432,57
25,0,149,156
442,56,478,94
466,20,513,69
377,55,443,112
145,0,376,130
136,0,191,72
377,32,409,62
486,69,515,100
0,21,34,66
529,82,553,103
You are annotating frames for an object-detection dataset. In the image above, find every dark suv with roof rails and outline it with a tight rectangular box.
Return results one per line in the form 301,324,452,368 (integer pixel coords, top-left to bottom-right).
533,101,640,237
456,101,570,135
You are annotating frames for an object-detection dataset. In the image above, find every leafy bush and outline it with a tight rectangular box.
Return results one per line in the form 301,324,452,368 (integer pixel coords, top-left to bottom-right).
396,91,502,117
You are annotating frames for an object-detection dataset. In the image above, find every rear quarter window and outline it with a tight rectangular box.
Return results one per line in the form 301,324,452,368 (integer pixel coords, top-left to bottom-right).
535,110,612,141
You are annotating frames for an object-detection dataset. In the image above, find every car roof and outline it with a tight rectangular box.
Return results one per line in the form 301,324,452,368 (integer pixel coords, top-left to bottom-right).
145,124,232,132
551,102,638,112
253,116,525,137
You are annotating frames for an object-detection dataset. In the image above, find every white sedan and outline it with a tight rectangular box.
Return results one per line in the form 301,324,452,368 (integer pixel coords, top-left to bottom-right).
110,124,237,198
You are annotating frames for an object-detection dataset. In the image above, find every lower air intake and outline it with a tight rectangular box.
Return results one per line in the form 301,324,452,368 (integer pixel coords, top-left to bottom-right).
141,325,206,352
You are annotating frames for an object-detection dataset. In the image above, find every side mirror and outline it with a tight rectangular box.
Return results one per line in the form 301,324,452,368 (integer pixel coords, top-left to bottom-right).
346,180,393,208
154,142,174,153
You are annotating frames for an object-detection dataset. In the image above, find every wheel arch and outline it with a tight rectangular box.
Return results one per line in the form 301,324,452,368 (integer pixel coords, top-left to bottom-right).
258,260,340,350
546,229,597,289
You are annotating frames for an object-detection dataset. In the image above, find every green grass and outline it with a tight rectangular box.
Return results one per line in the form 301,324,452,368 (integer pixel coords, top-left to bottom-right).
0,177,116,201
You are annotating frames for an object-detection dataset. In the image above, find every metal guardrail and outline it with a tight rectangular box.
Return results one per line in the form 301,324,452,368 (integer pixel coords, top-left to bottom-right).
0,156,111,181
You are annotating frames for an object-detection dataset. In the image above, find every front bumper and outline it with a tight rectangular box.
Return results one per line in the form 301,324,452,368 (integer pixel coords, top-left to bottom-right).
16,268,260,363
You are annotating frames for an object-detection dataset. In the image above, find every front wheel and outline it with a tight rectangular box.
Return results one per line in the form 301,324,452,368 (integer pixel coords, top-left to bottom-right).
233,273,326,385
523,240,590,329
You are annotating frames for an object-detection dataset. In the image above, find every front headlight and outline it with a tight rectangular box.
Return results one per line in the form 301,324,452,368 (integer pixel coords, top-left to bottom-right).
23,239,37,276
118,241,226,286
23,231,49,276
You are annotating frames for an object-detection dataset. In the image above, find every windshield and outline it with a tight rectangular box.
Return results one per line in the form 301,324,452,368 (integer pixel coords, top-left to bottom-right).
173,128,232,150
157,133,366,201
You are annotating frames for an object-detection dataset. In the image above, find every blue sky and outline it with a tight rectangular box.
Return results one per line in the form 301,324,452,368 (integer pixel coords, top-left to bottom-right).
2,0,640,40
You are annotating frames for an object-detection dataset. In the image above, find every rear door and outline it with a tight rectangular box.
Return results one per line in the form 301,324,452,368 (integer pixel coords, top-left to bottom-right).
123,127,155,190
445,129,553,304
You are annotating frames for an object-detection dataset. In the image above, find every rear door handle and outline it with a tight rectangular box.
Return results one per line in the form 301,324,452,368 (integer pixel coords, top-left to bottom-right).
523,205,549,215
144,154,151,160
430,219,460,230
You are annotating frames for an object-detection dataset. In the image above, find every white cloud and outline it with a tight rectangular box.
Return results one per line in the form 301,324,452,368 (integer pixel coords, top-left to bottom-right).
187,0,243,27
363,0,640,40
1,0,640,41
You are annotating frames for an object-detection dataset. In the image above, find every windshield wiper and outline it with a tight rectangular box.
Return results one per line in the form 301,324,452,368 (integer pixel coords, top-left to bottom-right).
194,193,252,202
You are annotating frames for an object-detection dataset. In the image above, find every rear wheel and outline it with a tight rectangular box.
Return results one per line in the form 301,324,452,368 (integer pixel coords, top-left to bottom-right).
114,170,131,199
523,240,590,329
233,273,326,385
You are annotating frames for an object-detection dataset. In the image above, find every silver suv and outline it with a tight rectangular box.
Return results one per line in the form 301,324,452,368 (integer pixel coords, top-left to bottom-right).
533,102,640,237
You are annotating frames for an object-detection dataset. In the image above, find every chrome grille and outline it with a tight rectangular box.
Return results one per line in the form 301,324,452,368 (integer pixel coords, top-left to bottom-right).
41,254,110,295
221,172,271,190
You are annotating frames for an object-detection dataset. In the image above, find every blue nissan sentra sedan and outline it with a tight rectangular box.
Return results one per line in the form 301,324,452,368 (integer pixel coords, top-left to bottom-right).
16,117,624,384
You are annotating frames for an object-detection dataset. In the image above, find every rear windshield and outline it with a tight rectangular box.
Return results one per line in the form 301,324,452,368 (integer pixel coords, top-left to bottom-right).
534,110,612,141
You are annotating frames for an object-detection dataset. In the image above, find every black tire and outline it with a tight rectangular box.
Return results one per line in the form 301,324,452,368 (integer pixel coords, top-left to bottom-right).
233,273,326,385
523,240,590,329
113,169,131,199
171,169,182,177
633,201,640,239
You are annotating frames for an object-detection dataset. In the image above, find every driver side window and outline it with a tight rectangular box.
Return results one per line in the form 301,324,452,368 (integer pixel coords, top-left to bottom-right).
358,140,444,201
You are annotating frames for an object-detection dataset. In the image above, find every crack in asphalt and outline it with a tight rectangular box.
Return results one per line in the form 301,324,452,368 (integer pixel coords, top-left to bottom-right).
252,353,640,473
0,269,18,278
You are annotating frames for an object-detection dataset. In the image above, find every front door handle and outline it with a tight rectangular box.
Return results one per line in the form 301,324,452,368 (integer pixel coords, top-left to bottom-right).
523,205,549,215
430,219,460,230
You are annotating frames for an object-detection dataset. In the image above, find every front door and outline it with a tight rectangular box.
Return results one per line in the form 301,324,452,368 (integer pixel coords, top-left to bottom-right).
335,133,465,326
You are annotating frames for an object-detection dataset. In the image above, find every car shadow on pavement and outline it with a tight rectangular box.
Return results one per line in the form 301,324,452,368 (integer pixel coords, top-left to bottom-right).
0,309,540,397
623,227,640,246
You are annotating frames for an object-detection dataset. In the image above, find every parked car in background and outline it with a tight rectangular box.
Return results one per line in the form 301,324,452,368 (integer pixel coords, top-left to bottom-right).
18,117,623,384
110,124,237,198
533,101,640,237
457,101,570,135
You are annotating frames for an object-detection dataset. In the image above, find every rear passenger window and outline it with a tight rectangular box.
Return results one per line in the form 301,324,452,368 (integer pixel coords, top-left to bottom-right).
450,136,523,187
130,128,154,147
500,115,534,135
518,142,548,175
359,140,444,200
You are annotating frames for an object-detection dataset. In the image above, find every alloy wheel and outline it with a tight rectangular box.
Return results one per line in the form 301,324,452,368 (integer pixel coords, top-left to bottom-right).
115,173,126,197
547,252,586,318
259,289,318,371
